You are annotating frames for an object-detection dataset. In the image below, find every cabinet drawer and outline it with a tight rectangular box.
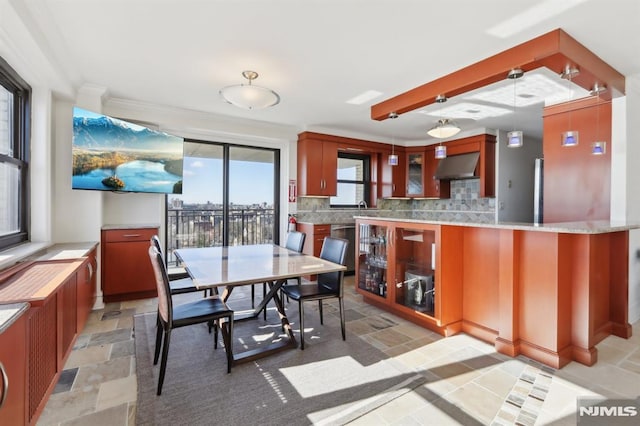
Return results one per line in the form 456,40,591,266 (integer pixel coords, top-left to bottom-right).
102,228,157,243
313,224,331,235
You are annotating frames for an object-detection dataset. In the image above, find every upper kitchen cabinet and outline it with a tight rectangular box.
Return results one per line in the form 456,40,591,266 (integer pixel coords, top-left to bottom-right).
405,149,425,197
297,133,338,196
424,146,450,199
378,148,406,199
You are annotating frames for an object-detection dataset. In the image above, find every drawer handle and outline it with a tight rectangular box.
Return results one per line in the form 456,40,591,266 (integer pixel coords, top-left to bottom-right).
0,361,8,409
122,234,142,238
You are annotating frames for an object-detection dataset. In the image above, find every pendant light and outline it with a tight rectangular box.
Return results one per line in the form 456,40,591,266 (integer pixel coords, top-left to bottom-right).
427,95,460,139
590,83,607,155
560,66,580,147
506,68,524,147
388,112,399,165
428,95,458,159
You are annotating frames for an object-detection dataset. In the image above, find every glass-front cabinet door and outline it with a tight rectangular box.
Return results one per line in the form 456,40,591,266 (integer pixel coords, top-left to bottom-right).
406,153,424,196
357,222,389,299
392,226,436,317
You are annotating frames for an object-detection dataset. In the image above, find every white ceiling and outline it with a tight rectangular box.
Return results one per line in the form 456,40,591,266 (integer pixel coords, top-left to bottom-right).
20,0,640,145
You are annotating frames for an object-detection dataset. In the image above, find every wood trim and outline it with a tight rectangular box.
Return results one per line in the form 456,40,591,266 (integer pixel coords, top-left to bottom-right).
372,28,625,121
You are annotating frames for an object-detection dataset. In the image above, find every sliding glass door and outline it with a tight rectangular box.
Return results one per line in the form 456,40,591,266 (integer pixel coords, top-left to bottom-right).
166,140,279,265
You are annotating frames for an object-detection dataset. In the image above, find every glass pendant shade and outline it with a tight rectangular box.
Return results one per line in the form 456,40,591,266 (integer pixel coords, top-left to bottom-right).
434,145,447,159
591,141,606,155
220,71,280,109
388,154,398,166
427,119,461,139
561,131,579,147
507,130,523,148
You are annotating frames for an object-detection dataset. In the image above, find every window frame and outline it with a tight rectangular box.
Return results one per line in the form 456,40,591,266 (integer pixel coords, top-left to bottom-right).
0,56,31,251
330,152,370,208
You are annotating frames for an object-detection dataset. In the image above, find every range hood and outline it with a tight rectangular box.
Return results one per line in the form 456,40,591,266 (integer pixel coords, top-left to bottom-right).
434,151,480,180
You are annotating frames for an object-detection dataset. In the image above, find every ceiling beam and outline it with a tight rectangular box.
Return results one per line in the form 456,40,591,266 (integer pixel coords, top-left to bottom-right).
371,29,625,121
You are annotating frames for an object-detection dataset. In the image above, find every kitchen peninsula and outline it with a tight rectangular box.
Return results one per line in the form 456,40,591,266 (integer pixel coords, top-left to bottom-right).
354,216,637,369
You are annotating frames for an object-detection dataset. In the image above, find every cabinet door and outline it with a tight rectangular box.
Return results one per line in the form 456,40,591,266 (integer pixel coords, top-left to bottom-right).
102,228,158,300
424,148,450,198
61,275,78,361
0,313,26,426
356,221,390,300
76,254,96,333
297,139,337,196
406,152,424,196
379,150,406,198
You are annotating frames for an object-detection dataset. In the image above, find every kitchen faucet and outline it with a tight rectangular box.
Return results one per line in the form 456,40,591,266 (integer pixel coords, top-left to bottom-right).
358,200,367,211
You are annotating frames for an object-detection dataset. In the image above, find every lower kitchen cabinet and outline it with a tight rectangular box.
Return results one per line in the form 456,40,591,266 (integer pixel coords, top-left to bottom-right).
0,309,27,425
0,245,98,426
355,218,460,336
101,226,158,302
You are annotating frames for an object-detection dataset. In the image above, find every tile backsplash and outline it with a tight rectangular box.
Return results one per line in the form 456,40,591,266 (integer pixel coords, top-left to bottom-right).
295,179,496,224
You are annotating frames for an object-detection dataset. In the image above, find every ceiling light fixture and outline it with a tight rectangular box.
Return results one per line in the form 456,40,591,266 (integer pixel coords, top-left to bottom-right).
427,95,461,139
560,66,580,147
507,68,524,148
591,83,607,155
388,112,399,166
220,70,280,110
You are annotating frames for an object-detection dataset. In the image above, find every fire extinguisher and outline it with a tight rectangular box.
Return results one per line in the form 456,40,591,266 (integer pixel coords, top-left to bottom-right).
288,214,297,232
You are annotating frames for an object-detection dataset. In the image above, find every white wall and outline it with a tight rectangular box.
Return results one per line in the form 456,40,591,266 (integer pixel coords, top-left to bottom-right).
612,73,640,323
495,130,543,222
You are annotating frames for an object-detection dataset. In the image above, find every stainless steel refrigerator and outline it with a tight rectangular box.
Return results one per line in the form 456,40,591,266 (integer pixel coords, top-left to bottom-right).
534,158,544,224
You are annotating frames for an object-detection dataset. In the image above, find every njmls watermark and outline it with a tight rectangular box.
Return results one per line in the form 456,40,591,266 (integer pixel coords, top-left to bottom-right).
578,397,640,425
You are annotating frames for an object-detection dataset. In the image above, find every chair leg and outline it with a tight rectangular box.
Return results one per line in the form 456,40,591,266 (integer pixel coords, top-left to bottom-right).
251,284,255,308
157,329,172,395
153,319,163,365
214,320,219,349
263,282,267,320
299,301,305,350
223,318,233,374
339,296,346,341
318,300,324,325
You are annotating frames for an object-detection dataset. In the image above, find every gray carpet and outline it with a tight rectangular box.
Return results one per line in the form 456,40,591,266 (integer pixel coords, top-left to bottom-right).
134,301,425,425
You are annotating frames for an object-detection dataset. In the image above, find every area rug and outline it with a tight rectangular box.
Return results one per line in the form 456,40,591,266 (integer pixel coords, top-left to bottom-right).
134,307,425,425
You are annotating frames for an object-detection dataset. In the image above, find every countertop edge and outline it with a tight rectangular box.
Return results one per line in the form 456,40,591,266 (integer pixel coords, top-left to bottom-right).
353,216,640,234
0,302,29,334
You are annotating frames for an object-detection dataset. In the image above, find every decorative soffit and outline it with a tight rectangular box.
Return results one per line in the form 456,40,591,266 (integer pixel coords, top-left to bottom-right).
371,29,625,121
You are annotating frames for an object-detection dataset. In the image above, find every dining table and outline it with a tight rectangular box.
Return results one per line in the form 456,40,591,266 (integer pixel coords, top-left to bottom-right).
174,243,347,364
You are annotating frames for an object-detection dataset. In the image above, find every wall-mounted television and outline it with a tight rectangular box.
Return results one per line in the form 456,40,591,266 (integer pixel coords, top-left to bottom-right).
72,107,184,194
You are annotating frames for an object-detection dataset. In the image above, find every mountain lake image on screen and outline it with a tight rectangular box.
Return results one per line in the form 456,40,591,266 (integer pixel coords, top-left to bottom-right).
71,107,184,194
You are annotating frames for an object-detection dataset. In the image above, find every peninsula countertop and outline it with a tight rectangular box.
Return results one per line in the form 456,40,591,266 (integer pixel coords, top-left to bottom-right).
0,302,29,334
353,216,640,234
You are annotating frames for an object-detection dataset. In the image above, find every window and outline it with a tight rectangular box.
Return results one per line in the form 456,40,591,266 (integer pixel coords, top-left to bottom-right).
330,152,370,207
165,140,279,265
0,57,30,251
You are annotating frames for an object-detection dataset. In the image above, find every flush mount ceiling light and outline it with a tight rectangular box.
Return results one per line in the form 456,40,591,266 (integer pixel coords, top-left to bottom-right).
220,70,280,110
427,95,461,139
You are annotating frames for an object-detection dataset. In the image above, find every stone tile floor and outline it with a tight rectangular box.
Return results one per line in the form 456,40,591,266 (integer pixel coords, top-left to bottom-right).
37,276,640,425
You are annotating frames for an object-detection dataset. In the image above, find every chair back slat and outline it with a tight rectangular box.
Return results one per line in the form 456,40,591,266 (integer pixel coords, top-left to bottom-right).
318,237,348,292
148,246,173,324
285,231,306,253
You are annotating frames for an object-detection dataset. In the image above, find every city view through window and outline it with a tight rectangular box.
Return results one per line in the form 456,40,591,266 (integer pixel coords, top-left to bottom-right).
166,142,277,265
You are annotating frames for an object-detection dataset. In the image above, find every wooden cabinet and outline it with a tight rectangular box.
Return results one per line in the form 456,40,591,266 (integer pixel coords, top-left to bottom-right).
76,250,97,332
0,309,27,425
379,149,406,199
406,151,425,197
424,147,450,198
297,223,331,280
355,218,461,335
101,226,158,303
297,134,338,196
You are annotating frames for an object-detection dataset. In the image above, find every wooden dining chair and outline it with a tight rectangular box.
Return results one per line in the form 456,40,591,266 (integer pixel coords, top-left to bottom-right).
280,236,348,349
148,246,234,395
252,231,306,317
